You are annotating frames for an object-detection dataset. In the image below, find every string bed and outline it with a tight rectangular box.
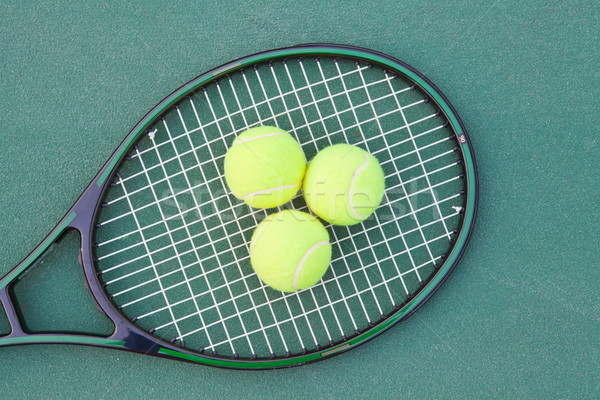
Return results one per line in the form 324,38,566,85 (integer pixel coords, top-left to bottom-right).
94,56,465,359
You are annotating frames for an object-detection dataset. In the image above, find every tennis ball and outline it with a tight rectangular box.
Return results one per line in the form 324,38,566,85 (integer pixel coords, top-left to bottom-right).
250,210,331,292
224,126,306,208
303,143,385,225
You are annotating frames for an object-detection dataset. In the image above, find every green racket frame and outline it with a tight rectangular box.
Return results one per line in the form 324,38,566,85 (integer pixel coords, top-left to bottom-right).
0,44,478,369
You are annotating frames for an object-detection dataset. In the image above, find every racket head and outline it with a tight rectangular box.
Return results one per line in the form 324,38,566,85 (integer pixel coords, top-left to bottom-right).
1,44,478,368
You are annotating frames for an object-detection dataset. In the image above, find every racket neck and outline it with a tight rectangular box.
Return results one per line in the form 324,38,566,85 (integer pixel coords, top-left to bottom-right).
0,286,25,338
0,172,114,341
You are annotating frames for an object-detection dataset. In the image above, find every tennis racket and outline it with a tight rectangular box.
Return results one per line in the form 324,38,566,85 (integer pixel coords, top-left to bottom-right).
0,44,478,368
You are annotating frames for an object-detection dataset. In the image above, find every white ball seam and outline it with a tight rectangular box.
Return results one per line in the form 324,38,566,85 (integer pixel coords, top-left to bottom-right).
231,131,287,147
348,153,370,220
242,181,301,200
293,240,329,290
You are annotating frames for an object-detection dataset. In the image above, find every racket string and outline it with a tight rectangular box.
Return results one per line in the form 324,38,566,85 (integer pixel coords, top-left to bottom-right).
333,61,414,305
197,77,285,356
97,158,459,280
93,56,466,358
292,59,388,320
274,60,370,343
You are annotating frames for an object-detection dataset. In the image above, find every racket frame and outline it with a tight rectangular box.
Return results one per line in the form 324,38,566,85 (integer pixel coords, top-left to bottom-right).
0,43,478,369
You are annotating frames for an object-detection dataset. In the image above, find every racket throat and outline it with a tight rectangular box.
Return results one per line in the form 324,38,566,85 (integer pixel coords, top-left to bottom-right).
77,249,109,317
0,286,26,338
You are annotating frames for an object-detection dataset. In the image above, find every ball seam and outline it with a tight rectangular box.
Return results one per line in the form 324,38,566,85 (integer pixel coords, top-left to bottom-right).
293,240,329,290
348,153,370,220
242,181,301,201
250,218,274,251
231,131,286,147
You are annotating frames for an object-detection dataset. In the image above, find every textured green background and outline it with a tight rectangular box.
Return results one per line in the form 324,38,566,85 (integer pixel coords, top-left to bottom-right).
0,1,598,398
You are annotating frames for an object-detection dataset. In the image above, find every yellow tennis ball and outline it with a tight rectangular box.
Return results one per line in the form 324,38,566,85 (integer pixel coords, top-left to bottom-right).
250,210,332,292
224,126,306,208
303,144,385,225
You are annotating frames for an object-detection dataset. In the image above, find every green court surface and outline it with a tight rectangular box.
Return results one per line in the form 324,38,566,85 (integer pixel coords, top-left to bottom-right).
0,1,598,398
